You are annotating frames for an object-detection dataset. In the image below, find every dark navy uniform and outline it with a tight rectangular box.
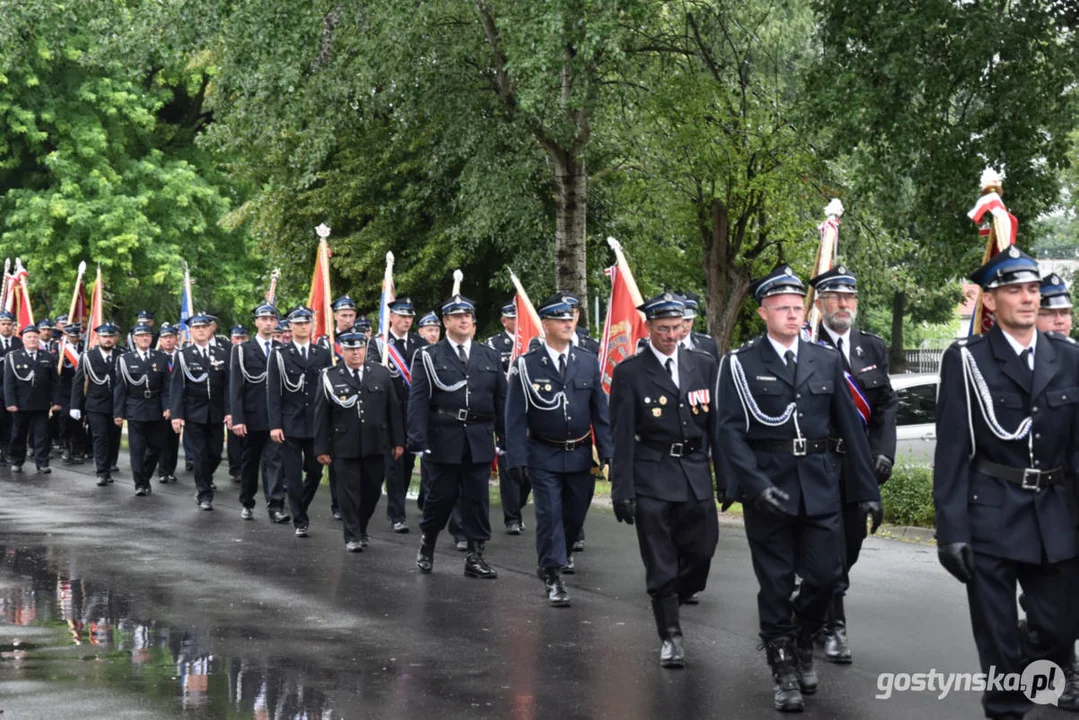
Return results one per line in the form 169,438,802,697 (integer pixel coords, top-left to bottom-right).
169,331,230,507
410,295,507,577
0,326,23,461
680,292,720,362
266,326,333,532
114,339,171,494
505,295,612,605
314,343,405,547
809,265,899,662
230,323,287,519
717,265,877,711
156,330,181,481
575,328,601,355
3,335,62,470
72,337,122,481
56,330,84,463
487,301,530,532
367,318,427,531
934,249,1079,719
485,331,515,372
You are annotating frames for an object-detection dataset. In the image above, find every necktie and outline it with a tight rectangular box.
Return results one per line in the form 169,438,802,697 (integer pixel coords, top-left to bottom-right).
559,353,566,379
665,358,674,378
836,337,851,373
264,341,271,358
29,352,35,362
784,350,796,383
300,345,307,361
1020,348,1033,375
457,344,468,365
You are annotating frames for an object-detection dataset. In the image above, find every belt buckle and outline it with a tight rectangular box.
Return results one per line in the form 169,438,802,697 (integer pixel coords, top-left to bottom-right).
1021,468,1042,492
833,438,845,454
456,409,469,421
669,442,684,458
564,440,576,451
792,438,807,457
144,389,153,399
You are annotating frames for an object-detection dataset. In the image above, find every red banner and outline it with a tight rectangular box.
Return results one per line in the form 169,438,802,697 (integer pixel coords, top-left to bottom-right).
306,239,334,343
86,267,104,349
599,264,646,394
511,293,542,362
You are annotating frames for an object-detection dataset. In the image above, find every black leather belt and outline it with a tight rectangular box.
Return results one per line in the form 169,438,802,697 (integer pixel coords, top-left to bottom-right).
749,438,831,456
434,408,493,423
975,459,1064,492
639,437,704,458
142,389,160,399
530,432,592,451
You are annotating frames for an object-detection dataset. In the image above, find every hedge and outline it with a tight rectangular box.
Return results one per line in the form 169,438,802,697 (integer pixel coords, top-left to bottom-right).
881,463,935,528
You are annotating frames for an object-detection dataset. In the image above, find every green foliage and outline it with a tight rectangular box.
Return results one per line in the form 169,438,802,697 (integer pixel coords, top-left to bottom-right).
880,463,935,528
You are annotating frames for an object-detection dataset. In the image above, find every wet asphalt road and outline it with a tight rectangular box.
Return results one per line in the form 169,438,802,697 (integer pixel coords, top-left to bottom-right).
0,456,1065,719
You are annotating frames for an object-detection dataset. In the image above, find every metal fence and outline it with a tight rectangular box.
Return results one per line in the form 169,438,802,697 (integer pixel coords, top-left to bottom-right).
903,349,944,374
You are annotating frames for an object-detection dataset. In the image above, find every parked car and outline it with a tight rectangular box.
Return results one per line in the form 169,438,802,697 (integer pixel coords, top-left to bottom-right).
890,372,939,466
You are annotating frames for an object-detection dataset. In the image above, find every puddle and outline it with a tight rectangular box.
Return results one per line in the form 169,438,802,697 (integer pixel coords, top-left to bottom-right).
0,543,339,719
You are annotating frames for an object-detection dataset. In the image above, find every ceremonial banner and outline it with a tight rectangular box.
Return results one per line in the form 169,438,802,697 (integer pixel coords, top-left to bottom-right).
265,268,280,306
967,169,1017,335
307,224,335,354
599,237,646,394
377,252,411,382
177,263,194,344
86,265,104,350
804,199,844,341
5,259,35,330
57,261,87,372
508,269,543,363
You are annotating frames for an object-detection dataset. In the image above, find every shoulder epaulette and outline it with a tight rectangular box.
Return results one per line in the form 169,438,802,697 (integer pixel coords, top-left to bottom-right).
857,329,884,341
953,335,987,348
1046,331,1078,345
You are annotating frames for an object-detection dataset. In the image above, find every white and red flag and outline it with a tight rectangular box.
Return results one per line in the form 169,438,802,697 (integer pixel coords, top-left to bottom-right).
599,237,647,394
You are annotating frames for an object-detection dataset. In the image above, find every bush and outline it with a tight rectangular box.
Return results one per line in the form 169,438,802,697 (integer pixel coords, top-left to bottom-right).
880,463,935,528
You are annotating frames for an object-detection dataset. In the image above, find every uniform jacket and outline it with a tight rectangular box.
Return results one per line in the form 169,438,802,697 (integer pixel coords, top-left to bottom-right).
169,343,230,424
229,336,279,432
485,331,515,372
58,344,78,411
367,331,428,415
3,348,62,411
266,341,333,439
407,339,506,465
0,335,23,404
933,327,1079,564
114,349,172,421
71,346,119,415
716,336,878,516
576,329,601,355
686,331,721,362
818,328,898,460
313,363,404,459
609,346,718,503
504,344,613,473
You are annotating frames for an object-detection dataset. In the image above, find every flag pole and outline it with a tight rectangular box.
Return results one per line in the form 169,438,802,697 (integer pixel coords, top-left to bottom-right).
508,269,543,332
57,261,87,374
804,199,844,342
0,258,10,314
381,252,394,367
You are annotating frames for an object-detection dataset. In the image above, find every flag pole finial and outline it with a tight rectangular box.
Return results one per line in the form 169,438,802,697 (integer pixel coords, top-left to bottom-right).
315,223,332,239
451,269,463,297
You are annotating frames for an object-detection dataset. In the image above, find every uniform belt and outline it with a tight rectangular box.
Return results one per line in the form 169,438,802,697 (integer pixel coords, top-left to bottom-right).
748,438,831,456
433,408,493,423
142,389,160,399
639,437,703,458
529,431,592,451
974,460,1064,492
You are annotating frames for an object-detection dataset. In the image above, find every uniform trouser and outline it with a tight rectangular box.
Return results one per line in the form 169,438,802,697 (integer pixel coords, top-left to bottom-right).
744,503,843,640
335,455,386,543
184,421,224,504
531,468,592,569
328,463,339,515
385,450,416,524
58,412,84,456
280,437,322,529
0,406,11,456
47,412,60,447
968,552,1078,718
419,458,492,542
836,501,868,595
9,411,50,467
159,425,180,476
183,429,194,469
128,419,166,487
227,431,244,477
238,430,285,512
499,453,532,527
87,411,122,476
634,495,718,599
419,457,466,541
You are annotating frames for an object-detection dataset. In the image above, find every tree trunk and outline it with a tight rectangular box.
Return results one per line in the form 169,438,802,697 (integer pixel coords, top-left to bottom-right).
550,147,589,327
889,290,907,373
702,198,751,353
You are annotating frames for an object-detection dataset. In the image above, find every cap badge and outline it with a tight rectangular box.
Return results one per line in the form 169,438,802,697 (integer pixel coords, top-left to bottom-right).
1008,246,1019,258
837,265,846,274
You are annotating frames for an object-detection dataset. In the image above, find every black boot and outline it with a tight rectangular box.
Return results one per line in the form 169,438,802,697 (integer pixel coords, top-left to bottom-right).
766,637,805,712
464,540,498,579
650,595,685,668
823,595,852,664
416,534,436,574
1059,646,1079,711
795,626,819,694
538,567,570,607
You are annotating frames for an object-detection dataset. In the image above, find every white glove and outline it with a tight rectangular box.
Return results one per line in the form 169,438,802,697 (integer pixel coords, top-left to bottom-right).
69,409,81,420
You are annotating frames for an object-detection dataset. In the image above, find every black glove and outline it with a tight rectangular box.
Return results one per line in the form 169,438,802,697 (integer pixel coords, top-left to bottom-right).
508,466,529,485
858,500,883,534
613,498,636,525
938,542,975,584
874,455,894,485
718,488,734,512
751,486,790,517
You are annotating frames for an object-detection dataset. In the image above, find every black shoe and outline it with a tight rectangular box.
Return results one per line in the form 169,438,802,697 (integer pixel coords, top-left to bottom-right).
345,540,363,553
332,510,342,521
10,464,22,473
822,595,852,663
36,465,51,474
107,476,114,484
651,595,685,668
67,455,84,465
561,554,575,574
464,540,498,579
231,475,242,484
1059,648,1079,711
454,539,468,551
198,501,213,511
186,463,194,472
210,482,217,491
294,526,309,537
572,539,585,552
270,509,291,524
416,535,436,573
539,567,570,607
795,627,819,694
96,476,109,487
765,637,805,712
681,592,700,605
506,521,522,535
110,465,120,474
392,521,409,533
240,507,254,520
360,534,370,549
135,486,149,497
